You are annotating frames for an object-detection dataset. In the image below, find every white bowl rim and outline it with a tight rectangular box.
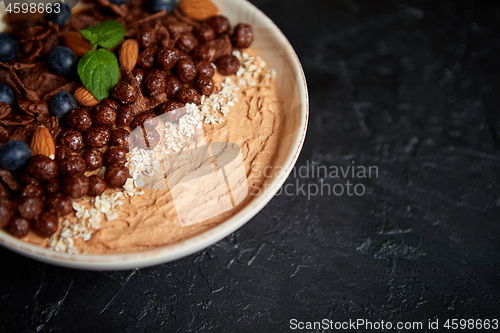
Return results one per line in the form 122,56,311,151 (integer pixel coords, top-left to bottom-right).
0,0,309,270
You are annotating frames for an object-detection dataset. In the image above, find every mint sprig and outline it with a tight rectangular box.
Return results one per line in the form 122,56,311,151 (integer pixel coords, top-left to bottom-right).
77,20,125,101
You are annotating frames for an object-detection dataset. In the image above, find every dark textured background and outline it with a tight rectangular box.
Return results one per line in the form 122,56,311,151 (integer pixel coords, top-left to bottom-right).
1,0,500,332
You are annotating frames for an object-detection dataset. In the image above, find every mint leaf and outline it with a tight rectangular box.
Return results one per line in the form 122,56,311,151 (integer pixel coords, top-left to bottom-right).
81,20,126,49
77,49,119,101
79,29,97,46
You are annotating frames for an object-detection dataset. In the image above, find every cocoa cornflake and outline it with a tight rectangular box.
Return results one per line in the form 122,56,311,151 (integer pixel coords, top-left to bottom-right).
11,63,37,71
43,82,76,101
0,63,41,102
0,126,8,143
12,25,45,40
17,100,49,119
41,116,60,138
0,169,21,192
19,27,52,43
19,62,67,98
1,115,35,127
6,127,28,142
0,103,12,120
42,32,63,56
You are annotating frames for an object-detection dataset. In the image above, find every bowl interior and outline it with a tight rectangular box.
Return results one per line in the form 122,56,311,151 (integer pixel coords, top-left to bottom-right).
0,0,308,270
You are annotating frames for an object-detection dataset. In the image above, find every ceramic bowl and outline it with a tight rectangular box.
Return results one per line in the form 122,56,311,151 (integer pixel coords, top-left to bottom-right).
0,0,308,270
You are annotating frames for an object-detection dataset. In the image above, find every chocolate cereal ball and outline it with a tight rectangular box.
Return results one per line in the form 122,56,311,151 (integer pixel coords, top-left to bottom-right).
17,196,43,220
193,23,216,44
101,98,120,110
176,59,197,83
60,129,84,152
87,175,107,196
137,27,156,49
59,155,86,175
131,127,161,150
28,155,58,181
116,105,135,127
165,76,182,99
194,75,215,96
208,15,231,36
195,60,215,78
157,100,186,123
215,55,240,75
175,33,198,54
144,68,167,97
132,68,146,87
8,216,30,238
47,193,74,216
193,44,215,62
33,211,58,237
66,108,92,132
55,146,72,163
104,146,128,165
177,87,201,105
44,178,61,196
84,126,110,148
105,163,130,188
93,105,117,126
137,48,156,70
20,183,43,197
112,83,137,105
62,172,89,198
131,111,158,129
82,147,104,171
232,23,254,49
111,128,130,148
156,46,180,70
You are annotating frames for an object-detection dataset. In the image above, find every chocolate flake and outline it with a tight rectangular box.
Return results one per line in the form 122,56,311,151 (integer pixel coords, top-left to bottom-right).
0,126,8,143
20,62,67,99
0,63,41,102
0,169,21,192
0,103,12,120
19,27,51,43
11,63,37,71
17,100,49,119
1,115,35,127
43,82,76,101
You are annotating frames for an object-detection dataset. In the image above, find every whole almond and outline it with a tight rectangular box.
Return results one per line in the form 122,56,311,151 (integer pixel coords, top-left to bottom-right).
31,126,56,160
74,86,99,107
179,0,220,21
119,39,139,71
62,31,92,58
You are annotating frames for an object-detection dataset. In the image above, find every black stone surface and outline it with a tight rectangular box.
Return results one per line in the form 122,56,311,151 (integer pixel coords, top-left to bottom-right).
1,1,500,332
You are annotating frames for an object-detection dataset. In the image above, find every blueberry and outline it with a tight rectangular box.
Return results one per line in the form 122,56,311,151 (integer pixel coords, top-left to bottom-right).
46,2,72,27
48,46,78,79
0,141,32,171
0,33,18,63
150,0,176,13
50,91,78,121
108,0,128,4
0,85,14,106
